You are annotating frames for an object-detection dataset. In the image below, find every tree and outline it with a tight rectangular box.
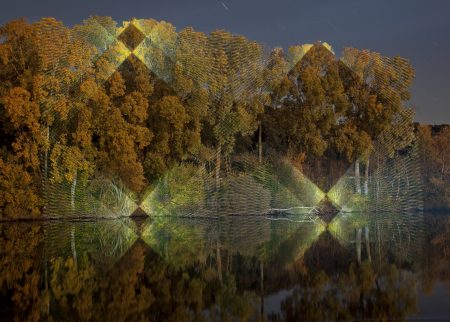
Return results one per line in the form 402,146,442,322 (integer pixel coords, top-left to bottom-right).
0,19,44,217
418,125,450,209
257,47,288,163
264,42,351,187
341,48,415,194
199,30,265,187
40,18,98,210
0,16,421,218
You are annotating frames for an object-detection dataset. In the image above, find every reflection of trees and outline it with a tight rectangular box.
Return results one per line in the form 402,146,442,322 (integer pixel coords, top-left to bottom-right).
1,214,448,321
46,241,153,321
368,212,424,271
327,210,425,271
43,219,138,265
421,214,450,294
266,220,324,268
260,212,431,321
141,217,208,269
44,239,261,322
143,241,261,322
0,223,44,322
141,216,273,265
269,264,418,322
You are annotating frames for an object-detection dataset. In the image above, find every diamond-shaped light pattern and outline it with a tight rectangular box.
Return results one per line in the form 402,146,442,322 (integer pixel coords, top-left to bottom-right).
264,217,326,265
43,219,139,267
117,23,145,51
81,17,133,82
40,18,423,261
88,178,139,217
132,20,177,83
321,109,424,262
140,217,208,268
43,18,170,218
42,20,328,220
313,197,341,224
34,18,427,276
42,19,143,218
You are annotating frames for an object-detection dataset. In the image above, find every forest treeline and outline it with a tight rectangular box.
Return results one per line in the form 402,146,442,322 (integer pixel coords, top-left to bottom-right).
0,17,448,219
417,124,450,210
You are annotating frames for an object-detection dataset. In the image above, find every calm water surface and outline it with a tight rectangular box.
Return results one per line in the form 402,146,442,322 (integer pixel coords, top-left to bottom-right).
0,212,449,321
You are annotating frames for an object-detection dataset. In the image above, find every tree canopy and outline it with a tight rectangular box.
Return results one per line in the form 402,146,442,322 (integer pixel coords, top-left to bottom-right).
0,17,420,219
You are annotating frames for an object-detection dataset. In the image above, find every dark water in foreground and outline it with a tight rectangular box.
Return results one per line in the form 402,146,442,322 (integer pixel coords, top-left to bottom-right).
0,212,449,321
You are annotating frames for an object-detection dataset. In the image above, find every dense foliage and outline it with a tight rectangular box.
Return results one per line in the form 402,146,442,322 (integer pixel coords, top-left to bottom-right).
417,124,450,210
0,16,443,219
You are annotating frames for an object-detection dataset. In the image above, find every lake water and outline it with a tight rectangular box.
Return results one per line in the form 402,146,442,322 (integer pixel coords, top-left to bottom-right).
1,212,449,321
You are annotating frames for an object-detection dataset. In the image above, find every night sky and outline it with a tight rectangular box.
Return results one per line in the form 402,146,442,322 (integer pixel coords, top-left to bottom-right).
1,0,449,124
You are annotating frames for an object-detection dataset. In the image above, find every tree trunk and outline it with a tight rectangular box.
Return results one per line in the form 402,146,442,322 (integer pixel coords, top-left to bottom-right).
355,160,361,194
71,226,77,267
44,258,49,314
376,154,380,202
216,241,223,286
44,150,48,179
225,155,231,173
71,170,77,210
44,126,49,179
260,260,264,318
364,226,371,262
215,144,221,190
356,228,362,263
258,122,263,163
364,159,369,195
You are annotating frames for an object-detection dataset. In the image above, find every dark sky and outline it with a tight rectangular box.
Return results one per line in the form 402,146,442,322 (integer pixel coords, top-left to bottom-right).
1,0,449,124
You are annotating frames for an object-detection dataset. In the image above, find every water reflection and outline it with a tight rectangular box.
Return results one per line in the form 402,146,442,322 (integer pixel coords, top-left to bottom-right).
0,212,448,321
